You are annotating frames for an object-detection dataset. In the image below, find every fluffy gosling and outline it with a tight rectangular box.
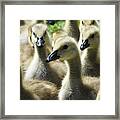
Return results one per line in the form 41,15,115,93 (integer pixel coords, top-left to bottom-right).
47,32,97,100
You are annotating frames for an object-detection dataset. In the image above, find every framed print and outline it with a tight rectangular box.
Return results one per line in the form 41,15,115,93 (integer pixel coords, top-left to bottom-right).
0,0,119,119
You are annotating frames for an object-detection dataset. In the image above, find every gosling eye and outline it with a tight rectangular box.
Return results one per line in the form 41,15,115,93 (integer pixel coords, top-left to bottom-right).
37,37,39,40
44,31,47,36
82,21,84,25
40,36,44,41
63,45,68,49
33,32,36,37
90,34,95,38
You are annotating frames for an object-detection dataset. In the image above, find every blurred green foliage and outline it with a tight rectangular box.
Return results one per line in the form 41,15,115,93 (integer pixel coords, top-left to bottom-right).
47,20,65,34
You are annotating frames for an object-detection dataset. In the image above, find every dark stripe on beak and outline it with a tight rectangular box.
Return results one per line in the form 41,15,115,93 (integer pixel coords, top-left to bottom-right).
80,39,90,51
46,50,60,63
36,36,45,47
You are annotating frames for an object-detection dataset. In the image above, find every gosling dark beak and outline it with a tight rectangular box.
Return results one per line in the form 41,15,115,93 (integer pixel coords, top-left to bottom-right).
46,50,60,63
80,39,90,51
36,37,45,47
40,39,45,47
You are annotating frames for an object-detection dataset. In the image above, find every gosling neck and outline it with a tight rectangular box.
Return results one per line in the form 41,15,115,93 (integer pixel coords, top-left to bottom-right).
65,20,77,27
64,20,80,42
34,44,47,65
85,44,99,64
65,50,83,89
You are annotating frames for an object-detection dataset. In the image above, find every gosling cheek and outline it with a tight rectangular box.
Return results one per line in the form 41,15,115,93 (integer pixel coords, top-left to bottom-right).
58,50,65,56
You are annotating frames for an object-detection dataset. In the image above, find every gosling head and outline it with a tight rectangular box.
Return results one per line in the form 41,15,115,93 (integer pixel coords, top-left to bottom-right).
52,29,68,47
81,20,99,26
28,23,47,48
80,20,99,51
46,34,78,62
